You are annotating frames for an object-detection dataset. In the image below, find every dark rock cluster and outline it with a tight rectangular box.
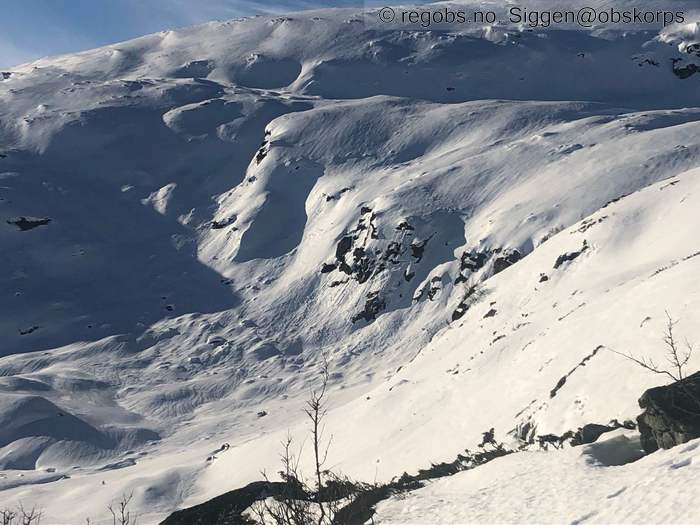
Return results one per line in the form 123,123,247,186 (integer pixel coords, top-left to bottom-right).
321,208,434,323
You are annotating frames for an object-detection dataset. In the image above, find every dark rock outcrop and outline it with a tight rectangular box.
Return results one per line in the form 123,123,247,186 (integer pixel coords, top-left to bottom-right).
455,250,488,284
160,481,300,525
671,58,700,79
451,283,482,321
554,240,588,269
351,292,385,323
570,421,634,446
637,372,700,453
321,262,337,273
410,238,428,262
211,216,236,230
493,249,521,275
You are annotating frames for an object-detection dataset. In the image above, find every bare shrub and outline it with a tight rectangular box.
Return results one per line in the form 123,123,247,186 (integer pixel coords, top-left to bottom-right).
0,505,43,525
1,509,17,525
250,356,369,525
610,311,695,382
108,492,137,525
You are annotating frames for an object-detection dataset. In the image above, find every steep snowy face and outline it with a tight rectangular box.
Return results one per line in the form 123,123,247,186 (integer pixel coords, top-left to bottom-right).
1,2,700,523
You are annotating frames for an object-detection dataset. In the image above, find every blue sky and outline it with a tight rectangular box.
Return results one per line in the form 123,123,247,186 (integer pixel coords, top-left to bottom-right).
0,0,431,68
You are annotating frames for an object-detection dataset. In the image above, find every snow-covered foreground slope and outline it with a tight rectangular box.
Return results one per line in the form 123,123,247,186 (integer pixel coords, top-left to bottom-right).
376,431,700,524
1,1,700,523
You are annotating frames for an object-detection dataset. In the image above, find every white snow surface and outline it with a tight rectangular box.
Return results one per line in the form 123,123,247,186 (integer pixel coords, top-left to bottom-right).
376,431,700,524
1,1,700,523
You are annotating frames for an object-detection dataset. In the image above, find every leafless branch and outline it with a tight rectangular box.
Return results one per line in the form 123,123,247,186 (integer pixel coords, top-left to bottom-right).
108,492,137,525
609,311,695,384
1,509,17,525
17,504,42,525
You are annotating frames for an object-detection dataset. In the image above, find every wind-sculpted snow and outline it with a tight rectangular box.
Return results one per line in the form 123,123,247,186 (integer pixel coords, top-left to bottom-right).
1,3,700,523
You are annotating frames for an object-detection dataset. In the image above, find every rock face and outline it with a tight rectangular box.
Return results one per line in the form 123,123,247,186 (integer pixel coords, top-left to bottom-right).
637,372,700,453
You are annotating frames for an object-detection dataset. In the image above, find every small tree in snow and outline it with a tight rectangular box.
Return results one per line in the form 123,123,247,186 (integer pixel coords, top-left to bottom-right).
251,356,365,525
0,505,42,525
107,492,137,525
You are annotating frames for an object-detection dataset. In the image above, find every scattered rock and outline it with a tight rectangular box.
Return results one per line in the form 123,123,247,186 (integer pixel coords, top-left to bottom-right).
427,276,442,301
576,216,607,233
490,334,506,345
549,345,602,398
523,419,636,450
7,216,52,231
254,132,271,164
211,216,236,229
553,240,588,269
19,326,40,335
325,187,352,201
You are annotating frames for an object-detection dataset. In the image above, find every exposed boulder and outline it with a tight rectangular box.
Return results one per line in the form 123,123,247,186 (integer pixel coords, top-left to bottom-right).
492,249,521,275
637,371,700,453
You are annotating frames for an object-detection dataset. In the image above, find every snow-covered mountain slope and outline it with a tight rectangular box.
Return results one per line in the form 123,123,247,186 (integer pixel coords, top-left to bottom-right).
1,2,700,523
